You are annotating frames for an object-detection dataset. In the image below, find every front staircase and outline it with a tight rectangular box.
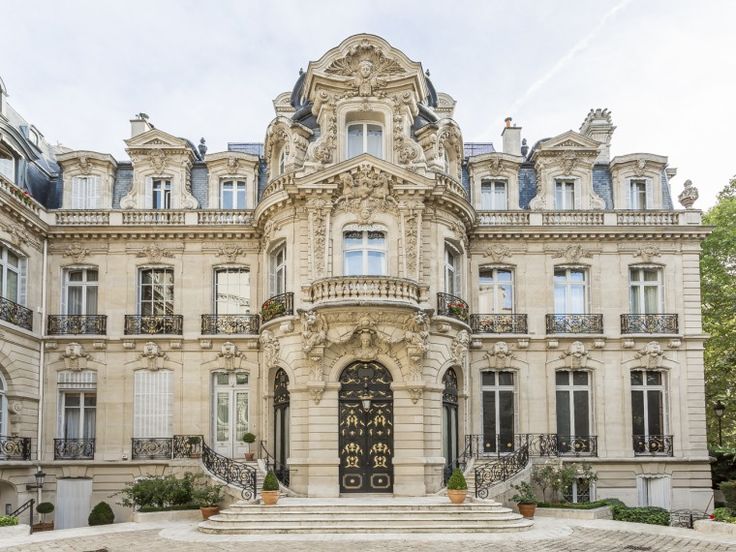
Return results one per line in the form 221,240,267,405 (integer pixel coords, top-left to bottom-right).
199,496,533,534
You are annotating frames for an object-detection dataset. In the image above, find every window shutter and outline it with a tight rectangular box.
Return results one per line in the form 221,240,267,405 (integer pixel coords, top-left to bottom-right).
71,177,83,209
18,257,27,307
573,181,582,210
89,176,100,209
170,182,179,209
143,177,153,209
645,179,653,209
134,370,172,438
636,476,647,506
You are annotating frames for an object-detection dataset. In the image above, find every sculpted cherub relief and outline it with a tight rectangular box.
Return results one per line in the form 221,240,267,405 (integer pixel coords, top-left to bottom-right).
324,40,406,97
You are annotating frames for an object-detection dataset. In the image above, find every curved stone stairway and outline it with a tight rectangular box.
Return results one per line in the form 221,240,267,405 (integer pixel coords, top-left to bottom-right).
198,496,533,534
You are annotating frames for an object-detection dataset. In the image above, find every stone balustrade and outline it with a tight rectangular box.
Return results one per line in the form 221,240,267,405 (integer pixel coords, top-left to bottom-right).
477,211,531,226
309,276,421,305
542,211,605,226
0,174,42,215
616,211,680,225
197,210,254,225
122,210,186,225
54,210,110,225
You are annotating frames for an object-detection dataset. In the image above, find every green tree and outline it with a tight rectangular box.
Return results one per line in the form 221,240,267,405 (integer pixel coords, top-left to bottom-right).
702,175,736,447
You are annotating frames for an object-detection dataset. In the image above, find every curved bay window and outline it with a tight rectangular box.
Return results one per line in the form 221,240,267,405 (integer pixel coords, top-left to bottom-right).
270,244,286,296
343,229,386,276
444,243,462,296
347,122,383,159
273,369,290,469
442,368,459,480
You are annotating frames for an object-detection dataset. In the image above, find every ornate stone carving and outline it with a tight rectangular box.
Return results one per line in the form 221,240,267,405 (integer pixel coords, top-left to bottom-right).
139,342,167,371
488,157,504,176
62,342,91,371
633,158,648,177
560,341,588,369
635,245,661,263
401,208,420,278
149,150,168,174
486,341,514,369
325,40,406,97
307,198,331,278
216,245,244,261
136,243,175,262
392,92,423,168
635,341,663,369
451,330,471,365
335,164,397,224
483,244,511,263
63,243,90,263
306,91,337,164
678,179,699,209
552,244,592,263
404,311,430,381
78,155,92,175
561,152,577,174
217,342,242,371
259,330,281,369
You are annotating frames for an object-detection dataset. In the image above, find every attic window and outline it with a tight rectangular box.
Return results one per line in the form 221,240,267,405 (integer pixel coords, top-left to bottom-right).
347,122,383,160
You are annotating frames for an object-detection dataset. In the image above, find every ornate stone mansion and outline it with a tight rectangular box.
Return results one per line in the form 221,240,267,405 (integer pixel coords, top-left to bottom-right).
0,34,710,527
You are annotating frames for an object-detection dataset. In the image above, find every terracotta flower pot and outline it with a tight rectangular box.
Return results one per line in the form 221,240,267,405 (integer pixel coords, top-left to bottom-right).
517,502,536,519
447,489,467,504
200,506,220,520
261,490,279,505
244,452,255,461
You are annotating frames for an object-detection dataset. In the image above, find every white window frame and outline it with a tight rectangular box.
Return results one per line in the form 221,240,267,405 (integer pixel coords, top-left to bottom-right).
220,180,247,209
150,179,171,209
629,179,652,210
555,370,592,438
70,176,100,210
212,371,250,457
133,370,172,438
480,180,508,210
62,268,98,315
138,267,174,316
269,244,287,297
554,267,588,314
637,475,671,509
58,391,96,440
478,267,514,313
555,179,576,210
214,267,251,314
0,244,25,305
343,228,387,276
444,243,462,296
0,146,15,183
630,370,668,438
629,267,663,314
346,121,384,159
0,373,7,437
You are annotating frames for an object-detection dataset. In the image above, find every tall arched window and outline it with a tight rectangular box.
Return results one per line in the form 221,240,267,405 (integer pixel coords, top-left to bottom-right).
0,373,7,436
442,368,459,481
273,369,290,468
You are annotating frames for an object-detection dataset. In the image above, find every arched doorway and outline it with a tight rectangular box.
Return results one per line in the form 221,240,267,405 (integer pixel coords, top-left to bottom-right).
442,367,459,482
338,361,393,493
273,368,290,468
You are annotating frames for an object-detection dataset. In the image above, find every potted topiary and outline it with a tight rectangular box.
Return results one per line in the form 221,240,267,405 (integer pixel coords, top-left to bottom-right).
242,432,256,461
34,502,54,532
88,501,115,526
261,470,280,505
511,481,538,519
446,468,468,504
194,481,224,520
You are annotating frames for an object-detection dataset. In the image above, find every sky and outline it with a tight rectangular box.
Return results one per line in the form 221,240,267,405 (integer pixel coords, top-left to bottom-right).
3,0,735,210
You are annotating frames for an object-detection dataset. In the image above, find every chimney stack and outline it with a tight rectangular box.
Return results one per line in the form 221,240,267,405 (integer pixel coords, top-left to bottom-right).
579,108,615,163
130,113,153,138
501,117,522,156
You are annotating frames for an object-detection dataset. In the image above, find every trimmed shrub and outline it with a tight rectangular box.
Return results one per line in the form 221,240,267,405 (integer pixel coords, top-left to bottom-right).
116,473,197,510
610,504,670,526
242,432,256,444
713,507,736,523
88,501,115,526
36,502,54,515
138,503,199,513
0,515,19,527
447,468,467,491
720,480,736,510
511,481,537,505
537,499,611,510
262,471,279,492
711,448,736,488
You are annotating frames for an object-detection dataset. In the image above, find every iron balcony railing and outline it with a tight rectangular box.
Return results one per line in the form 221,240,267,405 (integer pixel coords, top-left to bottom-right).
0,435,31,460
47,315,107,335
437,292,469,323
469,314,527,334
460,433,599,460
261,292,294,323
621,314,678,334
546,314,603,334
633,434,674,456
131,434,204,460
0,296,32,331
54,438,95,460
124,315,183,335
201,314,260,335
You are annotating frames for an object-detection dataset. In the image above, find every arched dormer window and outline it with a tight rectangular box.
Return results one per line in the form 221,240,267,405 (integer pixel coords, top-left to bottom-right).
347,122,383,159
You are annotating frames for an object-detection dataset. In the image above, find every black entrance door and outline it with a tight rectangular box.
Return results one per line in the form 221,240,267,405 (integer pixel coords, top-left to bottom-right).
339,362,393,493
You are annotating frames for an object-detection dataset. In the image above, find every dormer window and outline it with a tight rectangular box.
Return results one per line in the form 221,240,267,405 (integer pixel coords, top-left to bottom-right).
629,179,651,210
347,122,383,159
221,180,247,209
0,146,14,183
150,179,171,209
71,176,100,209
555,180,576,210
480,180,507,210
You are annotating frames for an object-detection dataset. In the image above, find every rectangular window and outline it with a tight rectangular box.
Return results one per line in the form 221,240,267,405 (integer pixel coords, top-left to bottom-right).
214,268,251,314
637,476,671,509
629,180,649,210
554,268,587,314
63,268,98,315
270,245,286,296
221,180,247,209
555,370,592,453
444,244,461,296
0,245,22,304
343,229,386,276
481,371,515,454
134,370,172,438
555,180,575,210
151,179,171,209
480,180,507,210
0,148,15,183
70,176,100,209
347,122,383,159
631,370,666,438
629,267,662,314
478,268,513,313
59,391,96,440
139,268,174,316
564,478,593,503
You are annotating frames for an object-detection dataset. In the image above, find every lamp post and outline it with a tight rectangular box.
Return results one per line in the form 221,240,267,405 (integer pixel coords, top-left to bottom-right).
714,400,726,446
25,468,46,491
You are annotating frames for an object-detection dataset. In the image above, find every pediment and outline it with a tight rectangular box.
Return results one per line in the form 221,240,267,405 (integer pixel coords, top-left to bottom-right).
538,130,601,152
124,128,189,150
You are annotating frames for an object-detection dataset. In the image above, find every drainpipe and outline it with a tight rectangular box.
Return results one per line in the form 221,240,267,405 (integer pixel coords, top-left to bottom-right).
36,237,48,504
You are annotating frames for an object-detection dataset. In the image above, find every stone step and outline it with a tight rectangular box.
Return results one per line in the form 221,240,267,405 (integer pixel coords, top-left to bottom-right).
199,521,533,534
213,511,519,521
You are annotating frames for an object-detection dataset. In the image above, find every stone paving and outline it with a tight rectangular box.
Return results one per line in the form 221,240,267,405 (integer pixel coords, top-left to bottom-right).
1,519,735,552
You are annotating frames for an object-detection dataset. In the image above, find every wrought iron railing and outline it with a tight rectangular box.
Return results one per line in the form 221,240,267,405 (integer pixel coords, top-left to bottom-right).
0,435,31,460
260,440,290,487
621,314,678,334
0,296,32,331
469,314,527,334
124,315,183,335
475,441,530,499
261,292,294,323
545,314,603,334
554,434,598,456
633,434,674,456
54,438,95,460
130,434,204,460
173,434,204,458
437,292,469,323
202,440,257,501
201,314,260,335
459,433,598,459
10,498,34,531
47,315,107,335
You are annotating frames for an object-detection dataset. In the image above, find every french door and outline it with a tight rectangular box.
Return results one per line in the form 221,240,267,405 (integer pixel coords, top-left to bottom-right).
212,372,250,458
481,371,515,454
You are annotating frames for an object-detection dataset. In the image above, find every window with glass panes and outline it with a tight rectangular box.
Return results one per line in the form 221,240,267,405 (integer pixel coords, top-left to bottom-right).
139,268,174,316
480,180,507,210
554,268,587,314
444,244,461,296
343,229,386,276
0,245,21,303
478,268,513,313
0,147,15,183
214,268,250,314
270,245,286,296
62,268,98,315
631,370,666,439
60,392,96,440
151,179,171,209
481,371,515,453
629,267,662,314
555,180,575,210
347,122,383,159
629,180,648,209
564,478,592,503
555,371,592,447
221,180,247,209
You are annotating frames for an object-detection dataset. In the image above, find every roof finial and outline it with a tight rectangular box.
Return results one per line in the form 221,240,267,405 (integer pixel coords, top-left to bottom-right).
198,138,207,158
299,67,304,75
425,69,430,77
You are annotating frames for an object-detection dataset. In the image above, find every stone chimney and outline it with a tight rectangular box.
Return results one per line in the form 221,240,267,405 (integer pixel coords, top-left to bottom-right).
130,113,153,138
579,108,615,163
501,117,522,156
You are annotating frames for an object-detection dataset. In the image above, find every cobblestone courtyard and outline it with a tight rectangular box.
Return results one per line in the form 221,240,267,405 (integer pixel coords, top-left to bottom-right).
2,521,735,552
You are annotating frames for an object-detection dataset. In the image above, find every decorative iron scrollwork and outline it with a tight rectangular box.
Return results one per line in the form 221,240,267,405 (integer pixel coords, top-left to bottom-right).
475,442,530,499
621,314,678,334
201,314,260,335
202,440,257,501
633,434,674,456
124,315,183,335
470,314,527,334
437,292,469,322
261,292,294,323
0,435,31,460
47,315,107,335
546,314,603,334
54,438,95,460
0,296,32,331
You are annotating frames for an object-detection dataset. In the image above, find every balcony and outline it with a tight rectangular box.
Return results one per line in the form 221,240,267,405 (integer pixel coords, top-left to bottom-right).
308,276,421,307
124,315,183,335
0,296,33,331
555,434,598,457
197,210,254,225
54,438,95,460
460,433,598,459
47,315,107,335
546,314,603,334
261,292,294,323
621,314,678,334
437,292,469,323
0,436,31,460
470,314,527,334
633,434,674,456
131,434,204,460
201,314,260,335
121,210,185,225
